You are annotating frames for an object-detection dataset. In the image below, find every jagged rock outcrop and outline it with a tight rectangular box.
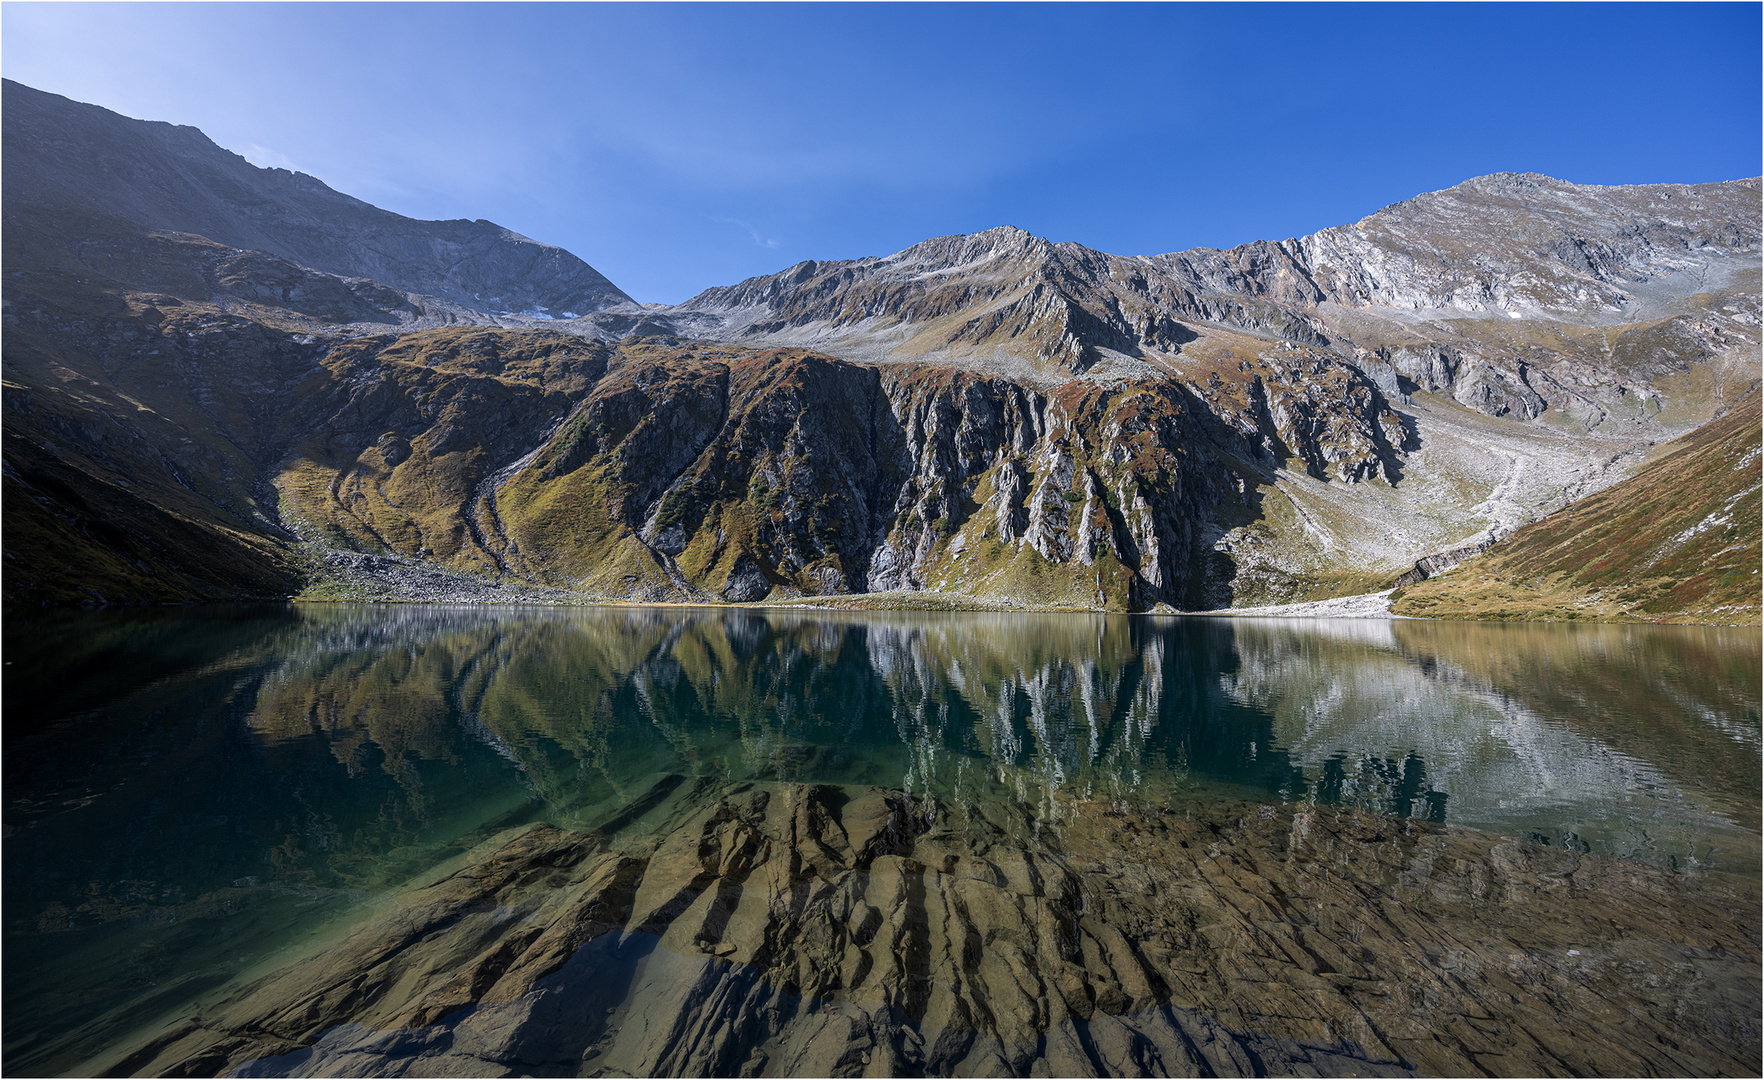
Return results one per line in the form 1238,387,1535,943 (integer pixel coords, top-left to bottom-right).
459,344,1412,608
490,349,1234,606
107,782,1760,1078
1391,536,1499,588
670,225,1310,376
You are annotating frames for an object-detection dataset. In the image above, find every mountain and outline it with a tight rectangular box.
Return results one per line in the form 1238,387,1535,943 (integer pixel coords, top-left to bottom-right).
665,175,1760,420
645,176,1760,612
2,80,632,319
2,82,1758,620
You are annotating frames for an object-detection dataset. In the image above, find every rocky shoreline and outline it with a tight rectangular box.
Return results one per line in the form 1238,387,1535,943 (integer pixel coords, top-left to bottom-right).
99,781,1760,1078
292,550,1401,618
295,548,591,605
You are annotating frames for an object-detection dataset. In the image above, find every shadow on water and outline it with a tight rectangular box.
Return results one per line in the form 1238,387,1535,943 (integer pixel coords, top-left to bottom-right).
2,603,299,726
3,603,1758,1074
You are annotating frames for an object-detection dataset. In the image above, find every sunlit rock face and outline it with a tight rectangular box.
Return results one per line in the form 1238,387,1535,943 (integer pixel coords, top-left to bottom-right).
670,175,1762,389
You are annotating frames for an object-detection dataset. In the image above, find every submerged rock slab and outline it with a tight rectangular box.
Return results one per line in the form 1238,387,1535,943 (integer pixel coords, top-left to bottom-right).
225,938,1410,1079
106,783,1760,1078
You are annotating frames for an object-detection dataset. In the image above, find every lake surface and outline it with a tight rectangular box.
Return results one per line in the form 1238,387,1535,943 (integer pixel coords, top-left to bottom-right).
4,605,1759,1076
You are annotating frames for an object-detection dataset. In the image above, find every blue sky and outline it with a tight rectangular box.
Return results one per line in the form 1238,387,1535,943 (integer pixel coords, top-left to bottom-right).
5,3,1759,303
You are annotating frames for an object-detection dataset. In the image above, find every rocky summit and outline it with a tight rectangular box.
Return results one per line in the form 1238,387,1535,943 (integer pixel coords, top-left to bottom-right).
2,81,1759,620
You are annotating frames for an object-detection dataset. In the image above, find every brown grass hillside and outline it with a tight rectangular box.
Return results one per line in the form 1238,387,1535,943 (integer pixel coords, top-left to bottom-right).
1391,388,1761,625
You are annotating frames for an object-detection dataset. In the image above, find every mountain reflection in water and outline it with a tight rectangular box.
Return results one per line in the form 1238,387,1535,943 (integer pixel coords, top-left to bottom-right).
3,605,1758,1075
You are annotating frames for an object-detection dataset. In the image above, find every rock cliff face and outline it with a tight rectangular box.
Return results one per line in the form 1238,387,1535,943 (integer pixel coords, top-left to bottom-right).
2,81,1758,614
252,331,1413,609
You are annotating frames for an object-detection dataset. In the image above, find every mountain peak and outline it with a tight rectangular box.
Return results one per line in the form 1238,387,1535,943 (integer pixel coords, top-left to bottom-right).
884,224,1053,276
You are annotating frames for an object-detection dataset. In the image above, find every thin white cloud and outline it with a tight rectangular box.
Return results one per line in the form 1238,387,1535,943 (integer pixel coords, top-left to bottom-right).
713,217,781,250
237,143,303,173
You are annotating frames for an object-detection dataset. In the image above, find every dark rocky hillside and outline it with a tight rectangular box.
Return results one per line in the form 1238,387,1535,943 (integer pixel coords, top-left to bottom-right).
2,80,631,319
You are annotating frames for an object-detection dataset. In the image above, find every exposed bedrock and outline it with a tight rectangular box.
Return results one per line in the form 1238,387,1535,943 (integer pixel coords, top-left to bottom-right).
111,782,1761,1078
479,345,1407,607
1392,536,1500,589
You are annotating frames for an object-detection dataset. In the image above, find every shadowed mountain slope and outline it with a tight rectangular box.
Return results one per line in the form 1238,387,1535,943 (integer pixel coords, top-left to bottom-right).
2,80,632,319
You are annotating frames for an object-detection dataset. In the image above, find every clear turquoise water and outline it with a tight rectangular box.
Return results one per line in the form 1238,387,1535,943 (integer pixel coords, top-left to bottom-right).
4,604,1758,1073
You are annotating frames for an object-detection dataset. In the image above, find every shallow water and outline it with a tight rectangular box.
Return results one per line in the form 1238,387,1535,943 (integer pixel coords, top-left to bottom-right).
4,605,1759,1074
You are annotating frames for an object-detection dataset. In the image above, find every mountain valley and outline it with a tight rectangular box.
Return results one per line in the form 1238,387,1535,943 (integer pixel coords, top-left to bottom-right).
4,80,1758,622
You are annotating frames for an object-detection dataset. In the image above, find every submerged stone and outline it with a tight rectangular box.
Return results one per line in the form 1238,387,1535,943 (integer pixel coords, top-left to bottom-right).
101,783,1761,1078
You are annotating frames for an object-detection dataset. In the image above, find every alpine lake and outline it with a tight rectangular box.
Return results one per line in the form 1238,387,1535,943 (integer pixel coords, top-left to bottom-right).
4,605,1759,1078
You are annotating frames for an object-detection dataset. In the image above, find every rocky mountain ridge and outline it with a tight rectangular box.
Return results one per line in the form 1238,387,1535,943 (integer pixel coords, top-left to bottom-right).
665,175,1760,417
2,82,1758,618
2,80,633,320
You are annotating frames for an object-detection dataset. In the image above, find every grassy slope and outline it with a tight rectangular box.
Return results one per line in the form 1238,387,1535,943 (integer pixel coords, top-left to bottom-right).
270,328,609,571
3,428,300,604
1391,388,1761,625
